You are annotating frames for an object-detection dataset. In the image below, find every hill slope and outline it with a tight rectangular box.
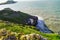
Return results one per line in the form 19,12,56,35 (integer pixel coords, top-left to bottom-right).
0,8,60,40
0,8,32,24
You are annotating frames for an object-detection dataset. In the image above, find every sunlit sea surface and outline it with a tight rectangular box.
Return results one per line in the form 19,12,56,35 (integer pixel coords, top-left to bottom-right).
0,1,60,15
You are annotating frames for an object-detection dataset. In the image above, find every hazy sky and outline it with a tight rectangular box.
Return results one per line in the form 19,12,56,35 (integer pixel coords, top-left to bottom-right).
0,0,42,3
0,0,50,3
0,0,40,2
0,0,59,3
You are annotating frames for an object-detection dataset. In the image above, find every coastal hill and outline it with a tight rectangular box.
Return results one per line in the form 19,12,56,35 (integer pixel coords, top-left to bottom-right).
0,8,53,33
0,8,60,40
0,8,32,24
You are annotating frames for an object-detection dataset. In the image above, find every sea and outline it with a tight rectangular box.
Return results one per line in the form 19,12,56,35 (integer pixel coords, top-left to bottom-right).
0,0,60,16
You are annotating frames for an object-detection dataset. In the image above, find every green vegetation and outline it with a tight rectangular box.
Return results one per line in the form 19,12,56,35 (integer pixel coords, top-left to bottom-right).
0,21,60,40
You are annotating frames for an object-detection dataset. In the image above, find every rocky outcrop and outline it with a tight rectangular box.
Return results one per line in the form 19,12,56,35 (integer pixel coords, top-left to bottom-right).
25,15,53,33
35,15,53,33
0,0,17,5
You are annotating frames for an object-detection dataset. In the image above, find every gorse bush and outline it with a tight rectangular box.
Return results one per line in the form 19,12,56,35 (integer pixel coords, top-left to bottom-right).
0,28,47,40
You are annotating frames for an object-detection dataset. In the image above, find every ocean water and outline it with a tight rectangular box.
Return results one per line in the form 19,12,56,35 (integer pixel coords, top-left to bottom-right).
0,1,60,15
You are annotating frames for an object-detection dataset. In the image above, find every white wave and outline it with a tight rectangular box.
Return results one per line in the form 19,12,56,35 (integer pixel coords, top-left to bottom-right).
34,15,44,20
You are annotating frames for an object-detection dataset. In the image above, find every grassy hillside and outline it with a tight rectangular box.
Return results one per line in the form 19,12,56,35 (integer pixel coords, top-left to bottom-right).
0,21,60,40
0,8,60,40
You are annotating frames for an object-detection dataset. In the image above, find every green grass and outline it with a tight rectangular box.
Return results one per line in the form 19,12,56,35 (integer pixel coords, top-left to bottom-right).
0,21,60,40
